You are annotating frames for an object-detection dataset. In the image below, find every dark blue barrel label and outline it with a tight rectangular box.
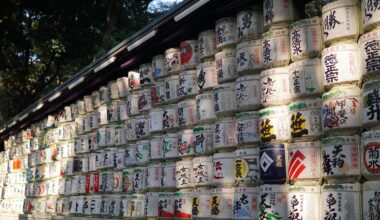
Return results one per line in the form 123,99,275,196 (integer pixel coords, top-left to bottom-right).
259,144,286,183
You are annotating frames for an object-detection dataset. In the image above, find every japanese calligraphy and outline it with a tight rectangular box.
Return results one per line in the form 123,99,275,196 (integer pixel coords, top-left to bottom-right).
178,107,187,126
323,145,346,175
324,193,337,220
291,30,303,55
194,163,208,184
367,191,380,220
138,94,147,110
324,54,339,84
216,24,226,45
366,146,380,170
261,77,276,104
194,133,205,154
260,119,276,142
177,166,191,185
238,12,253,38
214,124,221,144
264,0,274,23
234,193,249,216
367,89,380,121
192,197,199,216
364,40,380,73
290,112,309,138
197,68,206,89
259,193,281,220
292,70,301,94
323,10,341,37
178,76,187,97
236,83,248,103
289,195,302,220
211,196,220,216
213,160,224,179
263,39,272,64
364,0,380,20
237,52,248,67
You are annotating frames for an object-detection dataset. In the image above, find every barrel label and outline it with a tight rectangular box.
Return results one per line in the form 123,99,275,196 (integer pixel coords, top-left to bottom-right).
364,142,380,172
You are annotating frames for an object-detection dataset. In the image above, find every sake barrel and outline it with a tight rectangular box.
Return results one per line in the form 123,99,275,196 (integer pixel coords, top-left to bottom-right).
174,189,193,219
127,92,139,117
192,187,211,219
135,140,150,165
180,40,199,70
150,135,163,161
178,129,195,157
235,75,261,111
288,141,321,184
175,159,193,189
135,114,150,140
149,108,163,133
288,58,323,99
139,63,153,86
258,184,288,220
192,156,213,186
235,111,260,145
359,30,380,77
165,48,182,74
259,143,287,184
131,193,146,218
178,69,199,98
362,0,380,32
259,106,290,143
125,118,137,142
234,148,260,185
152,54,168,79
236,39,263,74
90,111,99,130
361,131,380,180
211,187,234,219
237,8,263,42
263,0,294,29
213,152,235,186
108,80,119,100
321,85,362,134
99,171,114,193
113,171,123,192
107,101,119,123
289,16,323,61
322,0,360,46
160,134,178,160
151,78,165,106
322,43,361,88
77,99,86,115
233,187,259,219
195,92,216,124
137,88,152,113
132,167,147,193
321,183,360,220
178,99,196,128
215,48,237,83
321,135,360,182
108,195,123,217
198,30,217,60
215,17,237,49
162,162,176,189
146,162,162,190
117,76,129,98
213,117,237,150
158,192,175,218
193,124,213,155
123,195,133,218
163,75,180,103
128,70,140,91
84,95,93,113
288,98,323,141
363,79,380,129
362,181,380,219
146,192,159,218
261,28,290,67
260,67,291,107
196,61,218,91
162,104,179,131
122,168,134,193
288,185,321,220
125,144,136,167
213,82,237,117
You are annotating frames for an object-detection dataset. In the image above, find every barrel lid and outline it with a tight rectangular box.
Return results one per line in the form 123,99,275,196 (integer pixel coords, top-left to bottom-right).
322,0,358,12
260,66,288,77
321,183,360,192
322,135,360,145
289,16,321,30
322,85,361,101
235,111,259,120
288,185,320,193
288,98,322,111
359,29,380,44
259,106,288,116
236,39,262,50
235,147,259,156
260,184,288,193
165,48,180,54
363,79,380,91
363,181,380,191
234,186,259,193
321,43,359,56
213,152,234,159
288,58,321,69
361,130,380,140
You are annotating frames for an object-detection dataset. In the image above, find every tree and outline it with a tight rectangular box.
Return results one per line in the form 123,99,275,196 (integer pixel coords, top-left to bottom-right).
0,0,179,123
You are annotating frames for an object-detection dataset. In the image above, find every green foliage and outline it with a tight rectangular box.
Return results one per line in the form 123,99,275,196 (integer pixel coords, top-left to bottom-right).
0,0,179,123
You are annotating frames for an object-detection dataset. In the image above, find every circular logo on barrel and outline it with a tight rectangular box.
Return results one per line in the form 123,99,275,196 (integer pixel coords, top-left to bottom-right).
180,41,193,65
364,142,380,172
234,159,249,181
